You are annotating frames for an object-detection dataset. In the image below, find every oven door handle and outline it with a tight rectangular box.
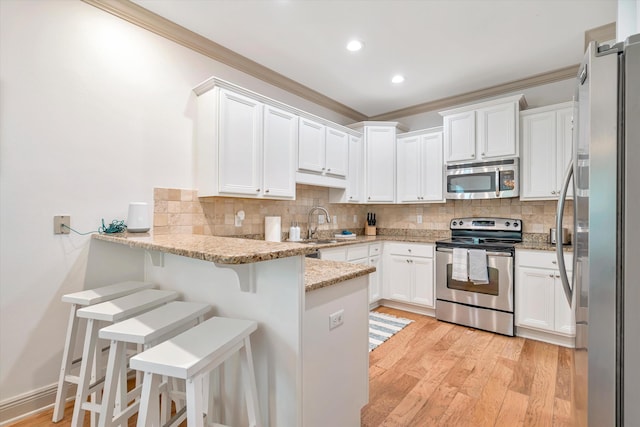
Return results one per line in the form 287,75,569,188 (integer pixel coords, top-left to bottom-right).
555,159,574,306
436,247,513,257
495,169,500,197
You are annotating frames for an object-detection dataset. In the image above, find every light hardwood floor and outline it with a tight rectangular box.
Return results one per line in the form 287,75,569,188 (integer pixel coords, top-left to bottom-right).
8,307,573,427
362,307,574,427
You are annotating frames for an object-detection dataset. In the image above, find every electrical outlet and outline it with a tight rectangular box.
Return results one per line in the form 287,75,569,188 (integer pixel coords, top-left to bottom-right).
54,215,70,234
329,309,344,330
417,215,423,224
318,214,325,224
353,215,358,224
332,215,338,225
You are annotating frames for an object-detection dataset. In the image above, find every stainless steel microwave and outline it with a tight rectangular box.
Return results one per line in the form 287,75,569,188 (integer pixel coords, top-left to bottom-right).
445,158,519,199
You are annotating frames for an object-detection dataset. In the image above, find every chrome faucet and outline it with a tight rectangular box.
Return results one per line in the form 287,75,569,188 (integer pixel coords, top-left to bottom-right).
307,206,331,239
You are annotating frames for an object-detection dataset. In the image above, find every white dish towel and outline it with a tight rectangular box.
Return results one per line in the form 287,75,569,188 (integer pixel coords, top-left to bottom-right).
468,249,489,284
452,248,468,282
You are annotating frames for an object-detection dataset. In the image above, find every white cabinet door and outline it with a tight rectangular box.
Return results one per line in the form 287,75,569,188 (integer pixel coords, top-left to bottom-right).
444,111,476,162
521,111,558,199
369,255,381,303
263,105,297,198
516,266,555,332
346,135,363,203
411,257,434,307
366,126,396,202
556,107,574,198
218,89,263,196
554,270,575,335
477,102,517,159
396,135,421,202
520,103,575,201
298,118,325,173
422,131,444,202
386,255,412,302
325,128,348,177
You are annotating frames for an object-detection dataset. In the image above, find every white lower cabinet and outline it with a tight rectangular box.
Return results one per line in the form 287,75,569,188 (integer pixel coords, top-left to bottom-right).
319,243,382,304
383,243,435,308
516,250,575,345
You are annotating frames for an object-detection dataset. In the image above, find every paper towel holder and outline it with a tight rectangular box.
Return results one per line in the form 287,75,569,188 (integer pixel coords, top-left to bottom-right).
235,210,245,227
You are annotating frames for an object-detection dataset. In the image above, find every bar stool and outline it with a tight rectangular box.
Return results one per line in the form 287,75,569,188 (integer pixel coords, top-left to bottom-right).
97,301,212,427
70,289,179,427
130,317,262,427
53,281,155,422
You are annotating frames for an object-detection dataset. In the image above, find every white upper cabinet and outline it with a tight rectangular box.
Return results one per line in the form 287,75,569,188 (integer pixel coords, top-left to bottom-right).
440,95,525,163
364,125,399,203
298,118,348,178
396,128,444,203
217,89,263,196
520,102,575,200
347,135,363,202
195,84,297,199
325,128,349,177
263,105,298,198
443,111,476,162
298,118,326,173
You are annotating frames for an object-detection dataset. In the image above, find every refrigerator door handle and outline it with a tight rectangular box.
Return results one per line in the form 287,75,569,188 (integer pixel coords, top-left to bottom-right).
556,159,574,306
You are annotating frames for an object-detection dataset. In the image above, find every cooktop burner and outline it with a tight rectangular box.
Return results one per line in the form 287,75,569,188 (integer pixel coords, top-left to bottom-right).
436,217,523,251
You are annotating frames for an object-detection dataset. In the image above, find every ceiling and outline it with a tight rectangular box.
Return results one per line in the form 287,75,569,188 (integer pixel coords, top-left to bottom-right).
130,0,616,118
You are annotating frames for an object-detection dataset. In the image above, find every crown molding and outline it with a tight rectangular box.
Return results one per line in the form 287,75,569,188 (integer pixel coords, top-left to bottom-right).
81,0,603,123
369,64,578,121
585,22,617,50
81,0,368,122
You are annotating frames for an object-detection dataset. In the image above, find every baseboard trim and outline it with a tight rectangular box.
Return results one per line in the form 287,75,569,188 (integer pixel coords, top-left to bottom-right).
378,299,436,317
516,326,575,348
0,383,74,426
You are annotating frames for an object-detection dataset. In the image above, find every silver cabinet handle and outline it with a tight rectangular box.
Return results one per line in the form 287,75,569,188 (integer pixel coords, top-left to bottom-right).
471,154,475,158
327,168,331,172
256,188,261,192
549,274,555,278
408,249,412,252
265,189,270,193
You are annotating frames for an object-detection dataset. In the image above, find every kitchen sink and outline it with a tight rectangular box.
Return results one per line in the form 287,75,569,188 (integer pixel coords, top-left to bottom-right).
302,239,338,245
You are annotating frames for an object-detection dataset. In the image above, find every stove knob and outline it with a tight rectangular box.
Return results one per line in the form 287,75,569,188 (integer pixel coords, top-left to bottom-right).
459,220,464,226
452,221,457,226
505,221,510,227
514,222,519,228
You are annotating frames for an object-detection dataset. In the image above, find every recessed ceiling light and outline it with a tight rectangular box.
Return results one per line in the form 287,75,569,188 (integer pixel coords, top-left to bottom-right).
346,40,364,52
392,74,405,84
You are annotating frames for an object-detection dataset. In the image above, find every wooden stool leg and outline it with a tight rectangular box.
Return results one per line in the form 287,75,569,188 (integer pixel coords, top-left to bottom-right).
185,376,205,427
53,303,80,422
136,372,160,427
240,337,262,427
71,318,99,427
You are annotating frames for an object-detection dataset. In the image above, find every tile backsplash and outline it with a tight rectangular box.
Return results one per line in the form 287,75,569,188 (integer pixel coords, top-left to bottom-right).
153,185,573,238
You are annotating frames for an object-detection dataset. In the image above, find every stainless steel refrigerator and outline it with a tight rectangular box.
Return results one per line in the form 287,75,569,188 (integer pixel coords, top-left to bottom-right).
555,33,640,426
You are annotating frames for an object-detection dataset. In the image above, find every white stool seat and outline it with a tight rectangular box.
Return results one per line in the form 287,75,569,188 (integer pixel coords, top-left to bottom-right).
97,301,212,427
61,281,155,306
53,281,155,423
70,289,179,427
131,317,261,427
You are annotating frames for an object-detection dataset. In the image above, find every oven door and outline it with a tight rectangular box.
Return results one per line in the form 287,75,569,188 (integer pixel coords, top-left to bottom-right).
435,247,514,312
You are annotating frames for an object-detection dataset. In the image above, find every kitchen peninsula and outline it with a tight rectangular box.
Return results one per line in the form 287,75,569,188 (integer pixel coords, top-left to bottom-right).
91,232,374,427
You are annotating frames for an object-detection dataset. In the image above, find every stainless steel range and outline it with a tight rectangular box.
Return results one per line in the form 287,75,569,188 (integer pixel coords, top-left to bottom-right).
435,217,522,336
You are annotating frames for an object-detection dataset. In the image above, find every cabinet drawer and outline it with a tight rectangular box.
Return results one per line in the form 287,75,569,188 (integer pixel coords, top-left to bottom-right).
517,249,573,269
368,243,382,257
386,243,433,258
346,244,369,261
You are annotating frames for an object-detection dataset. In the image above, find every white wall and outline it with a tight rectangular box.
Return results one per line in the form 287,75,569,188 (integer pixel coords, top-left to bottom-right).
0,0,351,411
618,0,640,41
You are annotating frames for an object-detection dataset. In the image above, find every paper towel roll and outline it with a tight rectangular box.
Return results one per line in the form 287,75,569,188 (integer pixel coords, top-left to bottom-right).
265,216,281,242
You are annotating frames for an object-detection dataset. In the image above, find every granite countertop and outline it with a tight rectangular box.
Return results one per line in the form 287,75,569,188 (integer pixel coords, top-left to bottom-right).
92,233,317,264
304,258,375,292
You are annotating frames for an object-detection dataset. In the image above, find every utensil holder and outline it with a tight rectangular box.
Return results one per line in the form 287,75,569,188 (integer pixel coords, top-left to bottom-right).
365,225,376,236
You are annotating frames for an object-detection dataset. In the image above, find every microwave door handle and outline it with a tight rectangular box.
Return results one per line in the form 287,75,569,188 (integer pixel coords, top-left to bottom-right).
495,170,500,197
556,159,574,306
